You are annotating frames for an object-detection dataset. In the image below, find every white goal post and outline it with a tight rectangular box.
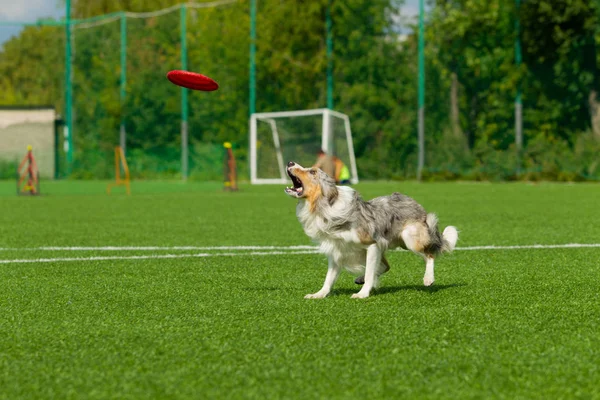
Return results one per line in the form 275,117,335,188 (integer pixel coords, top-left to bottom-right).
249,108,359,184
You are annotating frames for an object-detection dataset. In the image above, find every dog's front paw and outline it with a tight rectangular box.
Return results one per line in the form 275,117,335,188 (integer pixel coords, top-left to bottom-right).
423,275,435,287
304,291,328,299
351,291,370,299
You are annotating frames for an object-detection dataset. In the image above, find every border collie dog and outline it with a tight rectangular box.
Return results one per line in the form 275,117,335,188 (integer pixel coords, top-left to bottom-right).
285,161,458,299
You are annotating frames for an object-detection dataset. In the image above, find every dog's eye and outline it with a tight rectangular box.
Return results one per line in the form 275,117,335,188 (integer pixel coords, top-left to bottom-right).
310,170,317,175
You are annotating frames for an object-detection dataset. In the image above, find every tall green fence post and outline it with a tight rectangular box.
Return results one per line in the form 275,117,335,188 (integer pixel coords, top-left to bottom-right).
515,0,523,173
249,0,257,116
120,12,127,154
180,4,189,181
417,0,425,181
326,0,333,110
65,0,73,175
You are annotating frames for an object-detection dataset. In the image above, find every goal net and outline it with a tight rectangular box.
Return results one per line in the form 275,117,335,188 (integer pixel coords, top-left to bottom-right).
250,109,358,184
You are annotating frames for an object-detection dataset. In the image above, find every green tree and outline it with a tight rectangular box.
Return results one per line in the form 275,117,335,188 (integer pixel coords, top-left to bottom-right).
331,0,412,178
0,26,65,107
521,0,599,141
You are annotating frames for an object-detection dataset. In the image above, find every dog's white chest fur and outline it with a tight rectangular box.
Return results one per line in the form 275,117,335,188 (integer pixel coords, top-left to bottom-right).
295,187,366,273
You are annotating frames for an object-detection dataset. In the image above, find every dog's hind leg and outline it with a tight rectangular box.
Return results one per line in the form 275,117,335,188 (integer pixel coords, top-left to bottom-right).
354,255,390,285
401,223,436,286
423,256,435,287
351,244,381,299
305,256,341,299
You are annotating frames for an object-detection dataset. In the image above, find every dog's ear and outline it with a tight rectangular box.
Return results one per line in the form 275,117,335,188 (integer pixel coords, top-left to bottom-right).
314,169,338,206
327,186,338,206
321,180,338,206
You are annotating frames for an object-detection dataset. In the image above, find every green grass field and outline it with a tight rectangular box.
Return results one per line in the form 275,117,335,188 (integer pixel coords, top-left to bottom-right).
1,180,599,399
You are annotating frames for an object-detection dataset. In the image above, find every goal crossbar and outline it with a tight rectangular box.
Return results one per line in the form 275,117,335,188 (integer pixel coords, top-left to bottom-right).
249,108,359,185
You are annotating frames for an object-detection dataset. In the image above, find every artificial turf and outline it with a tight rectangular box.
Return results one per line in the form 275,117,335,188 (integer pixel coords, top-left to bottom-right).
0,180,598,399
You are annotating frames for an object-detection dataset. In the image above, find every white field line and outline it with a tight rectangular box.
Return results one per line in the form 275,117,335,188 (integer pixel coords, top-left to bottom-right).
0,243,599,252
0,245,318,251
456,243,600,251
0,250,320,265
0,243,597,265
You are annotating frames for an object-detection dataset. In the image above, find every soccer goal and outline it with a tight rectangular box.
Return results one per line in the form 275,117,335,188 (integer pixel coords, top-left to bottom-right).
249,108,359,184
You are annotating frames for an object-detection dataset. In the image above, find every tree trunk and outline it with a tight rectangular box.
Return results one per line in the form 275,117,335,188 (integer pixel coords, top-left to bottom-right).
464,93,478,149
585,30,599,139
590,90,600,139
450,71,462,138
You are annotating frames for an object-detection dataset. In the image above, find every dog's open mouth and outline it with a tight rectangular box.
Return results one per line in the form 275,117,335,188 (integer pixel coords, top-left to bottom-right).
285,169,304,197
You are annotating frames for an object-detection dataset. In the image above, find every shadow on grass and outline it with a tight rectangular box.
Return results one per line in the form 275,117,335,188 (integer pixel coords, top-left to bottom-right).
330,283,467,296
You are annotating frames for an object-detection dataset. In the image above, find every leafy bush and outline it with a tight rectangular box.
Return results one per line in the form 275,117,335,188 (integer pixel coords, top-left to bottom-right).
0,159,17,180
403,130,600,182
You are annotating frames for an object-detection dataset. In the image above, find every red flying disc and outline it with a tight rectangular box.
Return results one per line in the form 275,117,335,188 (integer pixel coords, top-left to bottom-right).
166,70,219,91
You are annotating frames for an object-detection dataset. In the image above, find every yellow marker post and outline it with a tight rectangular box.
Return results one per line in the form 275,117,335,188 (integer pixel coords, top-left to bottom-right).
107,146,131,195
17,145,40,195
223,142,238,191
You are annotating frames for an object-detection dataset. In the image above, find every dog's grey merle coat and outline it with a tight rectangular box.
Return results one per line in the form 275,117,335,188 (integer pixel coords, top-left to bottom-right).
285,162,458,299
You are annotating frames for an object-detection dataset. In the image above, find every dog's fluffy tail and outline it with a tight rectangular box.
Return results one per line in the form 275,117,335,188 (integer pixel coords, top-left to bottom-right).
426,213,458,254
442,225,459,252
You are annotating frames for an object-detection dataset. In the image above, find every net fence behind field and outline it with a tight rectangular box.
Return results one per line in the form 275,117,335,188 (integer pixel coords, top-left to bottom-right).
2,1,600,183
68,1,247,180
